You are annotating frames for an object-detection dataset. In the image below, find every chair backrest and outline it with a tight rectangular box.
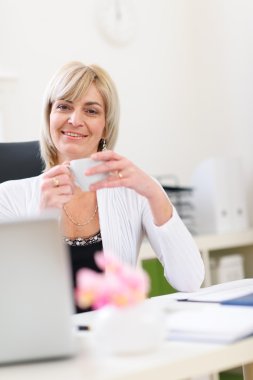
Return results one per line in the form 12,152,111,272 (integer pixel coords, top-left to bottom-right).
0,140,44,183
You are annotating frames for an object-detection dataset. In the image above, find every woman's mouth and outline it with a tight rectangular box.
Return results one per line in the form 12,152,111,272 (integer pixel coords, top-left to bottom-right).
62,131,87,139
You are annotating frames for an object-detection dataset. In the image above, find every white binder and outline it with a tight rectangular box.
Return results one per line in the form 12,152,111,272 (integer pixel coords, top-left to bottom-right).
191,157,249,235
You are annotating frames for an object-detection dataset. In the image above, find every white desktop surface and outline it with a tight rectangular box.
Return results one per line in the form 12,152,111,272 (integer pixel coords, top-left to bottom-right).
1,330,253,380
1,294,253,380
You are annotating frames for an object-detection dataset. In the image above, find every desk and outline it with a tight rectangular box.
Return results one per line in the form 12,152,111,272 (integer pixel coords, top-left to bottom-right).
1,333,253,380
1,295,253,380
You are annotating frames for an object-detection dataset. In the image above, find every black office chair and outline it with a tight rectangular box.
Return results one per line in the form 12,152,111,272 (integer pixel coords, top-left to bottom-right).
0,140,45,183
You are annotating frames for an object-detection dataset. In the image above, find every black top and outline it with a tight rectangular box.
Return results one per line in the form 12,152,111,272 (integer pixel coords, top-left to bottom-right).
65,232,103,313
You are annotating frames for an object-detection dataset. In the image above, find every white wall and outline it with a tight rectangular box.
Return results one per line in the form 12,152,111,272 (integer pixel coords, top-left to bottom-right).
1,0,253,222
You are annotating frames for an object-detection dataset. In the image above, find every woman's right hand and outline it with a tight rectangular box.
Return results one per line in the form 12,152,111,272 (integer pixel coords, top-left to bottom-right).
40,164,75,210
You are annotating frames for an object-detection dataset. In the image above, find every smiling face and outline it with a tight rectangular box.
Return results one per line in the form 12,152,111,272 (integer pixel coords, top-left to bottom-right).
49,83,106,164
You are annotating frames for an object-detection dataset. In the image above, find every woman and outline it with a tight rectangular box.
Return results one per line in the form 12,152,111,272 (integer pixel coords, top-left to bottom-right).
0,61,204,311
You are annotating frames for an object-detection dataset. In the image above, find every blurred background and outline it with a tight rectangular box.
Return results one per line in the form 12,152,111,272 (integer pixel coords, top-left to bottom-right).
0,0,253,224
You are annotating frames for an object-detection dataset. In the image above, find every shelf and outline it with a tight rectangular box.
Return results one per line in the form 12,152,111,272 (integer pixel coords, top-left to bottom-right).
140,229,253,288
194,229,253,251
140,229,253,261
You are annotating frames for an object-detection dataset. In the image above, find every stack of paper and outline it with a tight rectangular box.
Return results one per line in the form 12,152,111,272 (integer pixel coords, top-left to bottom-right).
175,278,253,303
221,293,253,306
166,304,253,343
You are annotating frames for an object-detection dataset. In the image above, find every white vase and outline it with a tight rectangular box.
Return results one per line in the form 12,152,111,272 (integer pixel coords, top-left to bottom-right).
93,302,166,355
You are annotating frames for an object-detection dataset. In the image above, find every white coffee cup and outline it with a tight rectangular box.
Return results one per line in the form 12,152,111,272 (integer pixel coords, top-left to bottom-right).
69,158,107,191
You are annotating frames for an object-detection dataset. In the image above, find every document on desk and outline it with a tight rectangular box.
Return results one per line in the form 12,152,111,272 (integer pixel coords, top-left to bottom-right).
166,304,253,344
221,292,253,306
175,278,253,303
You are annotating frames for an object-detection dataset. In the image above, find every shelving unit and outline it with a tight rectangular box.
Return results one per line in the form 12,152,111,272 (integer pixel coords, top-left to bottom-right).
140,228,253,287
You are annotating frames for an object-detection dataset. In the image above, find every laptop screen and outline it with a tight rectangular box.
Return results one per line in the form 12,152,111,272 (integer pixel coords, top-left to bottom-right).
0,216,76,364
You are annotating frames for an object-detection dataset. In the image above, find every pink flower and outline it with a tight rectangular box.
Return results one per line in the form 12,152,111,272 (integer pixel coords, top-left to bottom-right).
76,252,150,310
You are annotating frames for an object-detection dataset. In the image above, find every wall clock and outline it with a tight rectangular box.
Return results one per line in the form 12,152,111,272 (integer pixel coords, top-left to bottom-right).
96,0,137,46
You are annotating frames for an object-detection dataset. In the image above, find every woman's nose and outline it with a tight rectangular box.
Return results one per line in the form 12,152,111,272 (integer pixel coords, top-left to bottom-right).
67,110,85,127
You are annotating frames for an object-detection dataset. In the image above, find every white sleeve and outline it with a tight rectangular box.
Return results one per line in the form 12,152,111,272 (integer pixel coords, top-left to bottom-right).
142,200,205,292
0,177,41,221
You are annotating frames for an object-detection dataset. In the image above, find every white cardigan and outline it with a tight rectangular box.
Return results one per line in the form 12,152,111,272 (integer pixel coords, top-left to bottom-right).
0,175,205,292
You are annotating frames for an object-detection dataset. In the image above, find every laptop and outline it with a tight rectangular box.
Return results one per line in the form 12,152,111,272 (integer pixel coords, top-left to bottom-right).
0,216,76,365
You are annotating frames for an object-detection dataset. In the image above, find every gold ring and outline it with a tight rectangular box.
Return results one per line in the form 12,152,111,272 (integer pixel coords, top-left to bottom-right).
118,171,123,179
52,177,60,187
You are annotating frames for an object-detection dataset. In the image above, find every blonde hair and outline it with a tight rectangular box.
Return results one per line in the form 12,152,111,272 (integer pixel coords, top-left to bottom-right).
40,61,120,169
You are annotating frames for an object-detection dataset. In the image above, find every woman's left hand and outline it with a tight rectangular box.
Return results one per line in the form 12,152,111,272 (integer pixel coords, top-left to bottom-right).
87,150,156,199
87,151,173,226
